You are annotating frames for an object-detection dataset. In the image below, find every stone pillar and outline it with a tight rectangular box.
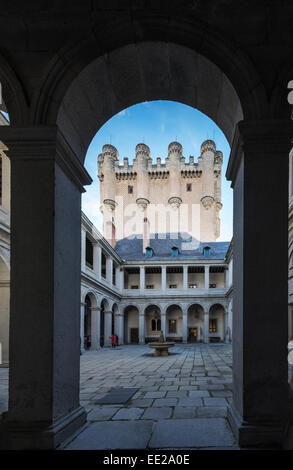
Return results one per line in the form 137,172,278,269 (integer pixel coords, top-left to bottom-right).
93,245,101,280
204,310,209,343
115,313,124,345
81,228,86,272
0,126,91,449
104,310,113,346
91,307,100,350
139,313,145,344
80,301,85,352
161,266,166,291
120,268,124,290
204,265,209,289
183,265,188,290
114,266,120,288
226,119,293,448
224,310,229,344
140,266,145,291
182,309,188,343
106,258,113,285
225,267,229,288
161,312,166,340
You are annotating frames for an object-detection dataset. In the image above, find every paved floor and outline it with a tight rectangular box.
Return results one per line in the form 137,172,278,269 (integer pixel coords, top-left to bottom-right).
0,343,238,449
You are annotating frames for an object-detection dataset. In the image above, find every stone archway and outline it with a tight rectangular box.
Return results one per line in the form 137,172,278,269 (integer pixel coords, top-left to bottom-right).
209,304,225,343
165,304,183,342
145,304,161,342
124,305,139,344
187,304,204,343
0,10,291,448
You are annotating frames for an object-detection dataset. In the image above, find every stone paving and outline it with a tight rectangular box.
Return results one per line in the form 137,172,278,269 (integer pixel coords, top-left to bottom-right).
0,343,238,449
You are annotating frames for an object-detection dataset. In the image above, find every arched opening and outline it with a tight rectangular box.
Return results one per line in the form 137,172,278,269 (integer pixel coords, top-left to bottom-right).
209,304,226,343
166,305,182,342
187,304,204,343
0,20,291,448
124,305,139,344
145,305,161,343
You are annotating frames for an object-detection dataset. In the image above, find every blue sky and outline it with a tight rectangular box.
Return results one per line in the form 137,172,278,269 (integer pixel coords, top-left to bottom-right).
82,100,233,241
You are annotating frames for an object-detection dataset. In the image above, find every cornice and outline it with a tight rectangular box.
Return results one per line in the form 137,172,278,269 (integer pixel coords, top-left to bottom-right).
0,126,92,192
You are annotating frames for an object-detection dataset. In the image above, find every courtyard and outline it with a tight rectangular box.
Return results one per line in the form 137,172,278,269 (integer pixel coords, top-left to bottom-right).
1,343,237,449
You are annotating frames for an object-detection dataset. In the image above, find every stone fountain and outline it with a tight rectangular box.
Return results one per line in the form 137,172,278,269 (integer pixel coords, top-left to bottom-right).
148,331,174,357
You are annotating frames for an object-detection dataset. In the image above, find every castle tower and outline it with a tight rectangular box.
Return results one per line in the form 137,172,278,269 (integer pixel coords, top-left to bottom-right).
98,139,223,245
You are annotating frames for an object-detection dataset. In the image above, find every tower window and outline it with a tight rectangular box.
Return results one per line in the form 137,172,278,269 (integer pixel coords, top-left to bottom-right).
186,183,192,192
128,185,133,194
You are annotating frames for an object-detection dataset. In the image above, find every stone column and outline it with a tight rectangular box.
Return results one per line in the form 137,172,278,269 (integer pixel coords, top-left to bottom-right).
182,308,188,343
106,258,113,285
81,228,86,272
139,313,145,344
225,267,229,288
183,265,188,290
203,310,209,343
140,266,145,291
91,307,100,350
93,245,101,280
0,126,92,449
224,310,229,344
161,266,166,291
120,268,124,290
104,310,113,346
115,266,120,288
204,265,209,289
161,312,166,340
115,313,124,345
226,119,293,448
80,301,85,352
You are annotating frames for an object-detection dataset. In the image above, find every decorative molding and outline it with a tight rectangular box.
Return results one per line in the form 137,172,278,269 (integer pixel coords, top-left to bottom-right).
0,126,92,192
136,197,150,211
201,196,214,209
168,196,182,209
226,119,293,185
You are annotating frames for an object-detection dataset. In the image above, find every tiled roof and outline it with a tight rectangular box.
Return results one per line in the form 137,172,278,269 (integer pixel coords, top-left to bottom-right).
114,233,230,261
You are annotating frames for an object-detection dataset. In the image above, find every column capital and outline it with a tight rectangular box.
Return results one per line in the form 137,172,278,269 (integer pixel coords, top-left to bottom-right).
226,119,293,184
0,125,92,192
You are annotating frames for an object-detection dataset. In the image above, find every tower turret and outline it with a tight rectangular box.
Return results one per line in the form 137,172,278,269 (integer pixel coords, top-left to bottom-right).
135,143,150,211
98,144,118,246
167,141,182,209
200,140,218,241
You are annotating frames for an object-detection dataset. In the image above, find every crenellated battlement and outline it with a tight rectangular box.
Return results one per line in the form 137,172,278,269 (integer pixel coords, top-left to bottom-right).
98,141,220,180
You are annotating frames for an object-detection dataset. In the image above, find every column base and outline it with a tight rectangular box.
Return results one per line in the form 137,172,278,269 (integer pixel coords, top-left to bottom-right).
0,406,87,450
227,404,287,448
